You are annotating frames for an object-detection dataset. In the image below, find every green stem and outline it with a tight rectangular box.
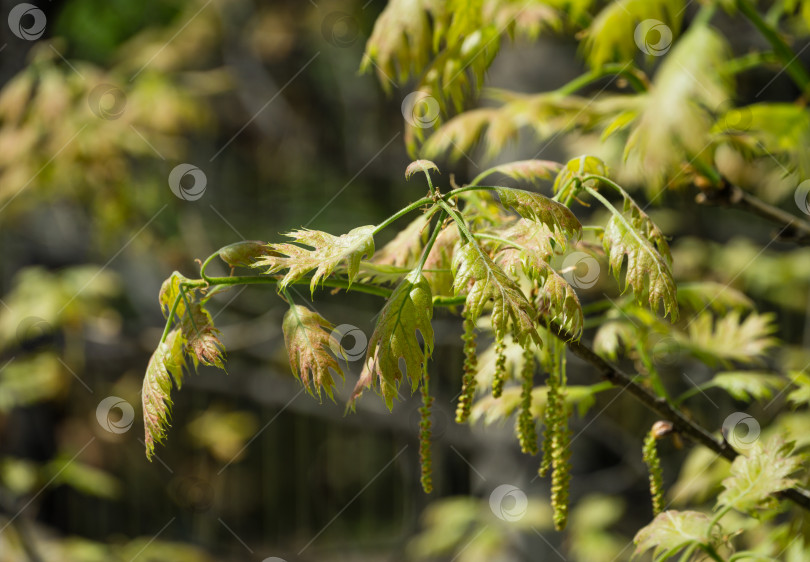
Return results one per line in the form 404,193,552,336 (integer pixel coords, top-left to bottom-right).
413,211,447,277
473,232,529,252
159,291,184,345
722,51,780,76
374,197,435,234
199,251,220,284
437,199,475,243
737,0,810,93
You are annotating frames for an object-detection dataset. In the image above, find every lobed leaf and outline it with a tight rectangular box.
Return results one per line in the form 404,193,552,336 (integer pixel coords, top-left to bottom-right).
718,440,805,513
352,272,434,409
602,214,678,320
452,241,541,346
475,159,562,187
676,282,754,314
254,226,376,294
282,305,344,401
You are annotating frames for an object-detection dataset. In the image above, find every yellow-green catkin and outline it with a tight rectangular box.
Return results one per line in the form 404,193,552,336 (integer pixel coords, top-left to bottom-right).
492,335,507,398
419,360,434,494
643,429,664,516
517,344,538,455
455,311,478,424
539,340,571,531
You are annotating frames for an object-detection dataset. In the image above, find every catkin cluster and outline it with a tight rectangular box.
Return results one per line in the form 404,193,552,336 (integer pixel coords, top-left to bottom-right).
517,345,538,455
643,428,664,516
455,311,478,424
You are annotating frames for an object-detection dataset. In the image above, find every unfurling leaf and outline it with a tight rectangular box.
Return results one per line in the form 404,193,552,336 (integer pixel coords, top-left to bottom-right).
181,302,225,369
218,240,273,268
254,226,375,294
142,329,186,460
602,214,678,320
282,305,344,400
553,155,609,201
352,272,433,409
494,187,582,247
718,440,805,513
634,510,719,560
452,241,540,346
476,160,562,187
405,159,440,180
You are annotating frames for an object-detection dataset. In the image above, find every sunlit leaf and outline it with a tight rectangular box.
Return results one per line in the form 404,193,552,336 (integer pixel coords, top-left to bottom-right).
254,226,376,294
142,329,186,460
709,372,786,402
633,510,718,561
682,311,777,366
494,187,582,247
475,159,562,186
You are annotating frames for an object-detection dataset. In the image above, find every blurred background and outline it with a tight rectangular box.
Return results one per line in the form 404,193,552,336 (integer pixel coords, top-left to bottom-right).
0,0,809,560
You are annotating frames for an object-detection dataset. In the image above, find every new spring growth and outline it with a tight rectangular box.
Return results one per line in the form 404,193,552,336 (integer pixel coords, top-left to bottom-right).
643,421,672,516
455,311,478,424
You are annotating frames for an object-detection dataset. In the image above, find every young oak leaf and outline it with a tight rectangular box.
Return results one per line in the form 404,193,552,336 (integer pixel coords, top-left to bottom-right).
423,224,459,297
602,214,678,320
142,328,186,460
282,305,343,401
718,439,805,513
453,241,541,346
682,311,777,367
634,510,720,561
496,218,566,261
405,159,439,180
180,300,225,369
218,240,274,269
253,226,376,294
351,272,433,410
494,187,582,247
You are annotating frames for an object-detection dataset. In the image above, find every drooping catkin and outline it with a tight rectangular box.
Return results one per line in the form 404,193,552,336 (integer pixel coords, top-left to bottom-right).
455,311,478,424
517,344,538,455
492,335,507,398
419,356,434,494
539,339,572,530
643,428,665,516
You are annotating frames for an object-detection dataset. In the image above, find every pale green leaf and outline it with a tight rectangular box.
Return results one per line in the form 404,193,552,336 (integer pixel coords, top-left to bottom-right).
553,155,609,201
254,226,376,294
405,159,440,180
709,372,787,402
352,272,433,409
593,319,636,361
475,159,562,187
633,510,718,561
681,311,777,367
788,371,810,407
718,440,805,513
470,383,602,425
452,241,541,345
602,214,678,320
282,305,344,401
423,224,459,296
584,0,685,68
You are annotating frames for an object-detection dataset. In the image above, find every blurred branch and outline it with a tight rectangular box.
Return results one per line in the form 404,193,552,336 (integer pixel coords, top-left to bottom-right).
696,179,810,244
545,321,810,513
